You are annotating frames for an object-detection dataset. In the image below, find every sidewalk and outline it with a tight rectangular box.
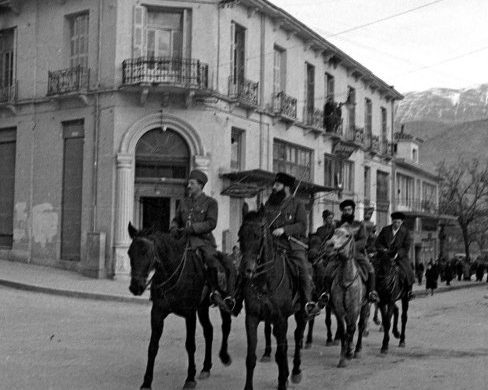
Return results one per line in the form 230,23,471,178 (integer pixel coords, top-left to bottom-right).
0,259,150,304
0,259,485,304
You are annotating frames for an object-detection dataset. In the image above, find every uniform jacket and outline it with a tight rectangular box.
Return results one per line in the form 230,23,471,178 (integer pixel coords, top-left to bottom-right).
264,196,307,250
375,224,411,261
337,219,367,254
172,192,218,249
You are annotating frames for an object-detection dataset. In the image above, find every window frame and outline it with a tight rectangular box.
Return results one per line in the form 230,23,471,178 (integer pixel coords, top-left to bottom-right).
323,153,354,192
273,139,313,181
230,127,245,171
68,12,89,69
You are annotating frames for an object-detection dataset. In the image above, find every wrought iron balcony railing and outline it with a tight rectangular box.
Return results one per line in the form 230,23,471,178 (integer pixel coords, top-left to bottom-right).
303,107,324,130
353,126,365,144
0,81,17,103
395,197,438,215
272,91,297,120
47,65,89,96
122,57,209,89
228,76,258,107
371,135,380,152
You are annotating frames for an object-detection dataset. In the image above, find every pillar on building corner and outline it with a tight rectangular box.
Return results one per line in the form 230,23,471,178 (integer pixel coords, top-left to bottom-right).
113,153,134,278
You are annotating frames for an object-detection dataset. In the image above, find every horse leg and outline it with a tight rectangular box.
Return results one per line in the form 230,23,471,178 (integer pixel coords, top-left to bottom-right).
183,312,198,389
260,321,272,362
197,304,213,379
336,314,347,368
273,319,289,390
325,305,334,346
399,297,409,348
291,312,307,383
345,315,356,360
219,308,233,366
373,303,381,326
244,315,259,390
141,306,168,390
380,304,393,354
354,303,370,359
305,317,314,349
392,303,400,339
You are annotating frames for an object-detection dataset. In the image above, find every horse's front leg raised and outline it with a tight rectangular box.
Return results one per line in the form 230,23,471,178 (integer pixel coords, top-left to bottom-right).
291,312,307,383
141,306,168,390
261,320,272,362
197,304,213,379
244,314,259,390
219,308,233,365
183,312,197,389
399,297,409,348
273,319,289,390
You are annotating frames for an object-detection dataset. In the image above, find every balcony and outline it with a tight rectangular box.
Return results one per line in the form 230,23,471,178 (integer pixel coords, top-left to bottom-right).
0,82,16,103
228,76,259,109
353,126,365,145
47,65,89,98
272,91,297,123
370,135,380,153
395,197,439,216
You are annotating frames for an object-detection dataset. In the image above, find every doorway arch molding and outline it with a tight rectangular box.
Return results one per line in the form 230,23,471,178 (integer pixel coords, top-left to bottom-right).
113,113,209,276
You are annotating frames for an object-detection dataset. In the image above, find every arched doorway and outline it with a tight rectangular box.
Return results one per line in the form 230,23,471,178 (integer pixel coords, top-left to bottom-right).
134,128,190,232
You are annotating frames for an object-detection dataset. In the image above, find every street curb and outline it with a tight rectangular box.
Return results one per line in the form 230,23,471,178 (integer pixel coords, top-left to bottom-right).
0,279,151,305
413,281,486,298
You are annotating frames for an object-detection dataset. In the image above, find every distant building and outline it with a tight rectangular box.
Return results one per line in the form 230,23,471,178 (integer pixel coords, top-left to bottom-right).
391,129,455,266
0,0,402,278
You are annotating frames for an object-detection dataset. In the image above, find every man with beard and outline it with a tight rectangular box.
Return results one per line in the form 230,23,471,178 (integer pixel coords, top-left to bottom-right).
264,172,319,317
319,199,378,305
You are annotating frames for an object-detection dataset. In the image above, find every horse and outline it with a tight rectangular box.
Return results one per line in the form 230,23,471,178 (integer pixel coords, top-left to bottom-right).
238,210,307,390
323,225,370,368
374,249,410,353
127,223,232,390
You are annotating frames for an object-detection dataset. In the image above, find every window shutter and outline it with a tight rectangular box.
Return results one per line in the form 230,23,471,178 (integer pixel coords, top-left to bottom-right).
230,22,235,84
133,5,146,58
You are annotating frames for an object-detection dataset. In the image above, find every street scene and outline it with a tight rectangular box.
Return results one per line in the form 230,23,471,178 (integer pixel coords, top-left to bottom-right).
1,284,487,390
1,0,488,389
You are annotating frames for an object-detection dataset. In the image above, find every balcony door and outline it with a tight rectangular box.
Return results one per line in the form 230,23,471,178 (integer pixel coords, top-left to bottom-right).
231,22,246,86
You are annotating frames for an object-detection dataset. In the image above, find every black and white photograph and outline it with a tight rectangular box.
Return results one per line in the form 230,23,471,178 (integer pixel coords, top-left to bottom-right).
1,0,487,389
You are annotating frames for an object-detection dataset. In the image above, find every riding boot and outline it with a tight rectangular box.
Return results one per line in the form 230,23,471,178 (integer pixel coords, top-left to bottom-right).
367,271,379,303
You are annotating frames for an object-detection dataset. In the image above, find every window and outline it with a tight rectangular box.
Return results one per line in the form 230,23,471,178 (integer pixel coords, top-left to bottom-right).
231,128,244,170
69,13,89,68
273,46,286,93
365,98,372,141
323,154,354,192
347,86,356,135
381,107,387,144
325,73,334,101
273,139,313,181
146,10,183,58
0,127,16,248
0,28,15,99
364,166,371,204
412,147,418,162
231,22,246,84
304,63,315,123
397,173,414,207
422,182,437,211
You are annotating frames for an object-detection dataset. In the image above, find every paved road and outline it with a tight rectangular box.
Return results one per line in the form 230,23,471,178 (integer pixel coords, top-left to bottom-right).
1,285,487,390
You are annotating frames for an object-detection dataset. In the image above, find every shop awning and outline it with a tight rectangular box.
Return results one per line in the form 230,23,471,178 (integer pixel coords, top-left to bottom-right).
220,169,337,198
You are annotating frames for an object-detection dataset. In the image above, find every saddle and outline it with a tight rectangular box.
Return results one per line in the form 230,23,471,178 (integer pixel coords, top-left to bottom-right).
195,249,234,294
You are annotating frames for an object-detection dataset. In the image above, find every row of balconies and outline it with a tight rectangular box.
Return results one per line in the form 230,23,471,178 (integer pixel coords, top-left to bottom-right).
1,56,393,153
395,197,439,215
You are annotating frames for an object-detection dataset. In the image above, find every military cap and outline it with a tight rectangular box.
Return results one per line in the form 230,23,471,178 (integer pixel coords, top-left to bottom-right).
364,206,375,212
189,169,208,186
339,199,356,210
274,172,295,188
322,209,333,218
391,211,406,220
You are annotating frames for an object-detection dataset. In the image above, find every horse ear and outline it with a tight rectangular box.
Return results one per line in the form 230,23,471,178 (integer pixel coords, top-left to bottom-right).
128,222,139,239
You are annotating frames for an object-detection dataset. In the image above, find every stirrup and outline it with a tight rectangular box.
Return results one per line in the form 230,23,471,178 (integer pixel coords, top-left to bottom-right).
318,292,330,307
305,301,321,317
223,296,236,312
210,290,221,307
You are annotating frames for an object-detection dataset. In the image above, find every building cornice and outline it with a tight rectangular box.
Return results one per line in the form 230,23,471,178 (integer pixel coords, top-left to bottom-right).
394,158,439,182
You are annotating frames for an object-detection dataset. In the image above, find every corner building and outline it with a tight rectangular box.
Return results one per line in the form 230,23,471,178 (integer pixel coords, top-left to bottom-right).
0,0,402,278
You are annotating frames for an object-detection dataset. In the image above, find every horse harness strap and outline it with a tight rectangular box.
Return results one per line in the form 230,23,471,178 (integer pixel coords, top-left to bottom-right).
150,243,191,293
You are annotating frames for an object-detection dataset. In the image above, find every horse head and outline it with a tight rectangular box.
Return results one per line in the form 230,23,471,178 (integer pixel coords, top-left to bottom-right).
324,225,355,261
127,222,159,296
238,209,270,280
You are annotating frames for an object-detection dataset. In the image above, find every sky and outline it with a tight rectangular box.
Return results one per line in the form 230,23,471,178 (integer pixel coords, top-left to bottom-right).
271,0,488,93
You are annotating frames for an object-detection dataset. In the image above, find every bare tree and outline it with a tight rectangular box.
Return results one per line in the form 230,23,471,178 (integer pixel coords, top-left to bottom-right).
437,159,488,262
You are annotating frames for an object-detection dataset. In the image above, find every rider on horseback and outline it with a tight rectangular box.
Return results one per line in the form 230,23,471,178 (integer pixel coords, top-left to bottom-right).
319,199,379,305
375,211,415,300
170,169,236,312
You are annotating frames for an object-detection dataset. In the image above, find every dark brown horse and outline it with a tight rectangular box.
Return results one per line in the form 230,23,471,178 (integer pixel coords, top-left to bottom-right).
127,223,232,389
375,250,410,353
238,211,307,390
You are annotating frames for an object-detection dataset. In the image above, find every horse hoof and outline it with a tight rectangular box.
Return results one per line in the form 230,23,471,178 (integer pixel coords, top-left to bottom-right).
333,340,340,346
291,372,302,384
353,351,361,359
380,348,388,354
183,380,196,389
260,354,271,363
399,341,405,348
140,387,151,390
346,352,353,360
337,360,347,368
198,371,210,380
325,339,334,346
373,318,381,326
392,330,400,339
304,341,312,349
220,352,232,366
